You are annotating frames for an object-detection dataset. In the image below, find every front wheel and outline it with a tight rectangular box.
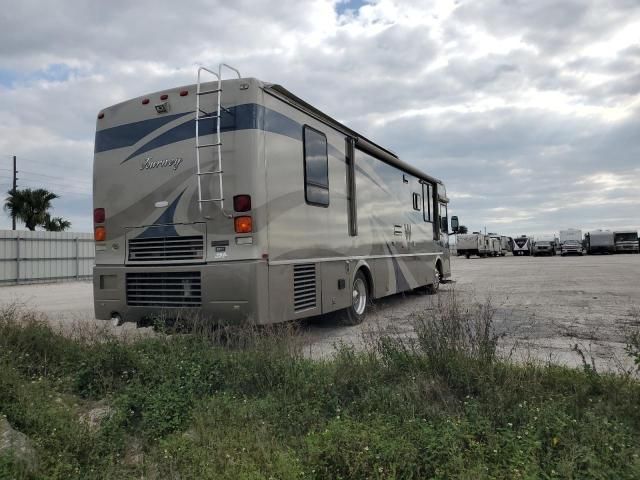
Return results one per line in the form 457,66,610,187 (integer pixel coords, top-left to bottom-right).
336,271,369,326
426,266,440,295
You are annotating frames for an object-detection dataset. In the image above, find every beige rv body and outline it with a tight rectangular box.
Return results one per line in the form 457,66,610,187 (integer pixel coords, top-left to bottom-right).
93,74,451,324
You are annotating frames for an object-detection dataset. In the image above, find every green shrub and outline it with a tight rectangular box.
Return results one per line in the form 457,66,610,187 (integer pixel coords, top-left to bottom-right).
0,303,639,479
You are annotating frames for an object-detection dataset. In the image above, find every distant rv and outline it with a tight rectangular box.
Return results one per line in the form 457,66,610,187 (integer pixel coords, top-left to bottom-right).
456,233,491,258
559,229,583,256
512,236,533,256
613,230,639,254
585,230,615,255
489,234,511,256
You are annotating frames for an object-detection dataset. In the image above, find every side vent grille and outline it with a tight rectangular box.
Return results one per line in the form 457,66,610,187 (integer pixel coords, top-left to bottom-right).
293,264,317,312
126,272,201,307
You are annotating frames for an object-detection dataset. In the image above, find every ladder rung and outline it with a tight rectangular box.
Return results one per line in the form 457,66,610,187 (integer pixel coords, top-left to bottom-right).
197,142,222,148
197,170,223,176
199,198,224,203
197,89,221,95
197,111,219,120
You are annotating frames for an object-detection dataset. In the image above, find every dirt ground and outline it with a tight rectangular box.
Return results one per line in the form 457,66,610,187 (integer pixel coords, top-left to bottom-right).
1,254,639,372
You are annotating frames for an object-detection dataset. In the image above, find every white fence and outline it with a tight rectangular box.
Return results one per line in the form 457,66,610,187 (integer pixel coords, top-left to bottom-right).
0,230,94,284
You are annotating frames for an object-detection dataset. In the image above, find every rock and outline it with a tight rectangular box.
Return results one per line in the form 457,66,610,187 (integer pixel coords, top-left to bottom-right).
79,405,113,430
123,438,144,467
0,417,38,472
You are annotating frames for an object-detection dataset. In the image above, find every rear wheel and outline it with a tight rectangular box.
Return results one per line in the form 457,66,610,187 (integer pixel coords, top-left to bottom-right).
337,270,369,326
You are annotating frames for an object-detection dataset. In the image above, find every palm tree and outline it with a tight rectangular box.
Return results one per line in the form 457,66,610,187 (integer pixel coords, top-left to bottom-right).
42,214,72,232
4,188,60,231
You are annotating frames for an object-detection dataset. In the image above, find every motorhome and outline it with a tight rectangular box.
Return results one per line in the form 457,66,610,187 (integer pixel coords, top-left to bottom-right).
512,236,533,256
489,237,502,257
532,235,557,256
585,230,615,255
613,230,639,254
559,228,583,256
93,65,452,326
456,233,490,258
489,234,511,256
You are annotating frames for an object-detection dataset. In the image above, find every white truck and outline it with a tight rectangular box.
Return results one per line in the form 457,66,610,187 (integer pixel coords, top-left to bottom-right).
457,233,491,258
585,230,615,255
559,229,583,256
613,230,639,254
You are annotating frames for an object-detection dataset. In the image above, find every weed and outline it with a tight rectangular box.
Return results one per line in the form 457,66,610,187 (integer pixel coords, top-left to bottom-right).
1,300,639,479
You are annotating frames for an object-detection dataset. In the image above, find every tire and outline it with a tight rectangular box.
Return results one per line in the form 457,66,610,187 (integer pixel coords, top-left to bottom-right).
426,265,441,295
465,254,470,259
336,270,369,326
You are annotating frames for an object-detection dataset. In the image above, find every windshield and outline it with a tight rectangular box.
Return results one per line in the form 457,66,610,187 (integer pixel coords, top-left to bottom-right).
615,233,637,242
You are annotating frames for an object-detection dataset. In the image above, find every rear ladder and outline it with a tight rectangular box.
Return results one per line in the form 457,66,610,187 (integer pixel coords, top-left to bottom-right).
195,63,241,217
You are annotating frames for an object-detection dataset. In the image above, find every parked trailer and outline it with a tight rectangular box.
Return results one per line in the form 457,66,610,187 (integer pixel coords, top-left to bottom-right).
532,235,557,257
585,230,615,255
93,65,452,326
489,237,502,257
456,233,490,258
489,234,511,256
512,236,533,256
613,230,639,254
559,229,583,256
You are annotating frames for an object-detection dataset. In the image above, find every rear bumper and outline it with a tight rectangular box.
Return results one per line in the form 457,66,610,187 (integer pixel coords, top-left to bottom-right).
93,260,269,324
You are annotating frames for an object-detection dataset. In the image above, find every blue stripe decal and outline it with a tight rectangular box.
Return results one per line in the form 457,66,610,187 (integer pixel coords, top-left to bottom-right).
94,112,190,153
386,242,410,292
120,104,304,164
136,189,186,238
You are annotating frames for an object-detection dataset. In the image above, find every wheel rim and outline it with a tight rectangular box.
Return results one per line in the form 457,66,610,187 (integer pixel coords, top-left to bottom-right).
352,277,367,315
433,268,440,290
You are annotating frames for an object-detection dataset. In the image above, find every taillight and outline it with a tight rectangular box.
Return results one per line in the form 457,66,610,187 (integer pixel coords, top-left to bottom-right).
160,94,168,100
93,208,105,224
94,226,106,242
179,90,188,97
142,98,150,105
233,194,251,212
97,112,104,119
234,216,252,234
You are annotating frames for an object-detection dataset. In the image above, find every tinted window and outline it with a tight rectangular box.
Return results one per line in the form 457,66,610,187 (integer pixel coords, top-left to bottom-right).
422,184,433,222
303,126,329,206
440,203,448,232
412,192,421,211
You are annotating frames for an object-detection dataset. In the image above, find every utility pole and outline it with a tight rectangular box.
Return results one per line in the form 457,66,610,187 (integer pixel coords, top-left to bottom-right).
12,155,17,230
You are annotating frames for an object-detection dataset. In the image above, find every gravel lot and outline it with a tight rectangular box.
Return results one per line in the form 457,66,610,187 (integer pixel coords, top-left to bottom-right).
1,254,639,371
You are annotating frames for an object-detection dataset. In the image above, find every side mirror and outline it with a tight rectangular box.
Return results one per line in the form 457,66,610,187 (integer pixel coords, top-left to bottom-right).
451,216,459,233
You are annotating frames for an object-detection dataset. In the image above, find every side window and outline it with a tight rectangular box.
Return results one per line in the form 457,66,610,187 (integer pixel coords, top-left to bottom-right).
412,192,421,211
303,126,329,207
440,203,448,233
422,183,433,222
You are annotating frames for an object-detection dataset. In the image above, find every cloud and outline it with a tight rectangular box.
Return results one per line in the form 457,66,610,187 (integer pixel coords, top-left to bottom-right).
0,0,638,235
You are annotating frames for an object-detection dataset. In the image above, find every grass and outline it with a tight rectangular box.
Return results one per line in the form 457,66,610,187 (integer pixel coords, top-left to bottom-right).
0,296,639,479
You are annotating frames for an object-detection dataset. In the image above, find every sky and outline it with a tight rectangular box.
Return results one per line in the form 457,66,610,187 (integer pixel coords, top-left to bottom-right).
0,0,638,236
